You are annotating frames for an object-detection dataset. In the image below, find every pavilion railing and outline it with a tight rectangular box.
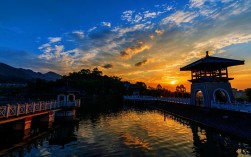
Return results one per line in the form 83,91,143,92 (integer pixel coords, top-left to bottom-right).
124,96,251,113
124,96,190,104
0,99,80,119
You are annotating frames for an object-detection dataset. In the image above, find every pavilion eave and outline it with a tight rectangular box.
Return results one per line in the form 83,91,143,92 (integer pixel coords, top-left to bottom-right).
180,56,245,71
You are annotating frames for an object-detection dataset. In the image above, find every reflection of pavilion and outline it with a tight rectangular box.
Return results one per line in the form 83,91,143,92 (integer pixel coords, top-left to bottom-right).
180,51,244,107
49,124,78,148
163,112,241,156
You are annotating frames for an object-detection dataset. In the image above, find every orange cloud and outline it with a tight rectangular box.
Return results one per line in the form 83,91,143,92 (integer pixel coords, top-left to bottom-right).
135,59,148,67
155,29,164,36
120,42,150,59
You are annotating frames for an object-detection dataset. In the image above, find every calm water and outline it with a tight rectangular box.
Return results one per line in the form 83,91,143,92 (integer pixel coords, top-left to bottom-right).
2,107,251,157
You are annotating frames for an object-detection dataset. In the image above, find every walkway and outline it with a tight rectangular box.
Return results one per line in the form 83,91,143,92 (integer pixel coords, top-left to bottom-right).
124,96,251,113
0,100,80,124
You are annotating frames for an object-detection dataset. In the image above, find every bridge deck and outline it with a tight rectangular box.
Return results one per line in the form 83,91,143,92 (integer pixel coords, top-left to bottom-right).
0,99,80,124
0,109,61,125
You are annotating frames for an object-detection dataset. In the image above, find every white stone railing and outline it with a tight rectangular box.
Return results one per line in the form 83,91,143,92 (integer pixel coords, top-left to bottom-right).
0,99,81,119
124,96,251,113
124,96,190,104
211,101,251,113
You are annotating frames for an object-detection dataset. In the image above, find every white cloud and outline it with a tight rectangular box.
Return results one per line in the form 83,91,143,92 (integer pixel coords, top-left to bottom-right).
38,43,50,50
166,6,173,11
38,52,54,60
189,0,206,8
101,22,111,27
144,11,157,19
194,33,251,50
88,26,97,32
80,51,98,62
224,1,251,16
161,11,198,26
54,45,64,58
121,10,134,22
188,0,251,20
134,14,143,23
121,10,144,23
38,43,82,73
114,24,147,37
221,0,234,3
72,30,84,39
48,37,61,43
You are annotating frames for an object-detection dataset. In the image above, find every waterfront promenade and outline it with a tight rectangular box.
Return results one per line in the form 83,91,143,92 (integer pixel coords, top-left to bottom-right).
124,96,251,113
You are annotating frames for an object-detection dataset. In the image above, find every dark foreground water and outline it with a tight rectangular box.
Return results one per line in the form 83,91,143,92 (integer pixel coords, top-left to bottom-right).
2,107,251,157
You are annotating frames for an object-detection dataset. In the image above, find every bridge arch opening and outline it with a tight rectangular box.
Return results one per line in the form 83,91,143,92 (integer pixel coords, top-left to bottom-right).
67,94,75,102
57,94,66,102
214,89,229,103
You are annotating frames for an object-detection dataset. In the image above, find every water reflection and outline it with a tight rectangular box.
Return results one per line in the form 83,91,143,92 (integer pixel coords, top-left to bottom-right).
1,123,79,157
163,112,251,157
1,107,251,157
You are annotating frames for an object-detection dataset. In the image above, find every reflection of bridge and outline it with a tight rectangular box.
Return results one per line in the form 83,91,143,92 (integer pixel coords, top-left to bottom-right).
0,122,79,156
0,94,80,140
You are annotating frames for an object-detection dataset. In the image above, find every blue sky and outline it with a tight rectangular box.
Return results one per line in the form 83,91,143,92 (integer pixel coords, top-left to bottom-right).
0,0,251,90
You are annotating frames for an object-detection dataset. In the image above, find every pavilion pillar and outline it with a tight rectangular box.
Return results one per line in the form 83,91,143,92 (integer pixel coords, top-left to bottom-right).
13,117,32,140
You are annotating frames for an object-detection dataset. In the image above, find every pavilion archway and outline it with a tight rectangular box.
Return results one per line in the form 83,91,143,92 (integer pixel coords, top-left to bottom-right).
213,89,230,103
195,90,204,107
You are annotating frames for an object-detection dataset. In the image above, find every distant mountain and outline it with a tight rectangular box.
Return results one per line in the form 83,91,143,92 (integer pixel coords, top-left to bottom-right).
0,63,61,82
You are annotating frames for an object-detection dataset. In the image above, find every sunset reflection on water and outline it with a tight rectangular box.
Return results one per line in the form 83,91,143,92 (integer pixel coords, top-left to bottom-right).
4,108,251,157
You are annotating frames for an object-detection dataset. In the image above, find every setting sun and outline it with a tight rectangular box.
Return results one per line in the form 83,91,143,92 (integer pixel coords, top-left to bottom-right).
170,80,177,85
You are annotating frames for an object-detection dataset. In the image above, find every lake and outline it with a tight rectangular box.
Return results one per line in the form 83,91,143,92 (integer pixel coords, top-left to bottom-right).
2,106,251,157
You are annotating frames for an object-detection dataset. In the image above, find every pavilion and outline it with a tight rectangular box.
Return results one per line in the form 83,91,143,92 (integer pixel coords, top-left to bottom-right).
180,51,244,107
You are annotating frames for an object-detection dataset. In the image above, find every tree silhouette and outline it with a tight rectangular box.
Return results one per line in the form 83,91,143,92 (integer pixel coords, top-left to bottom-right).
245,88,251,102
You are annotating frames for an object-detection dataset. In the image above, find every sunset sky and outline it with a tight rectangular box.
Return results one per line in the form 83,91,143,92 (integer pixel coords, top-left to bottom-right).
0,0,250,91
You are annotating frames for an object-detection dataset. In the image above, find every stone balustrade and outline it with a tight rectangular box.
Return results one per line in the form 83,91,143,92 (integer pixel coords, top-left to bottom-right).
0,99,80,119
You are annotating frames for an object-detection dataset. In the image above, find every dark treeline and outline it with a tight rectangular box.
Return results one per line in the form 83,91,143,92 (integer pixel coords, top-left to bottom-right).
125,82,190,98
1,68,190,102
24,68,125,100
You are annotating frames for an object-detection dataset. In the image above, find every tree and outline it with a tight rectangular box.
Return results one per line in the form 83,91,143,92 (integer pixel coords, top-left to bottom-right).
92,68,102,76
135,82,147,90
80,69,91,75
176,84,186,93
157,84,162,90
245,88,251,102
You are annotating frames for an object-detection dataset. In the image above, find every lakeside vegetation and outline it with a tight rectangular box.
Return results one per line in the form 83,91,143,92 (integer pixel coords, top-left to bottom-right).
0,68,191,103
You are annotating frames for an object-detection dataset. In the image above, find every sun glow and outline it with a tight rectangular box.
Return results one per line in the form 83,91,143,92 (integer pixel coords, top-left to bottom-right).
170,80,177,85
